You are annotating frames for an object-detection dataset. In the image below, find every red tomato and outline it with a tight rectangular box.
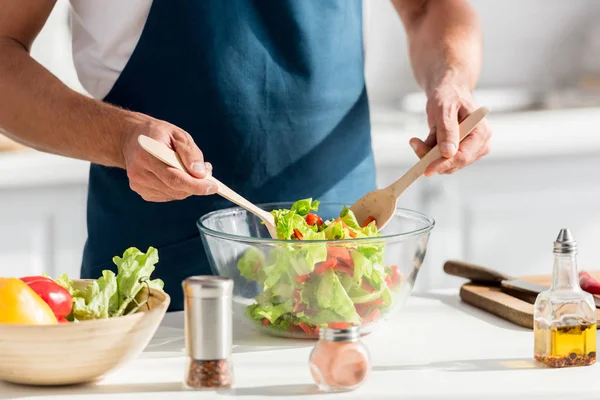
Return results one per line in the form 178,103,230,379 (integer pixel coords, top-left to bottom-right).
327,247,353,267
25,280,73,319
293,229,304,240
295,274,310,284
297,322,313,335
335,219,357,238
314,258,337,274
580,271,600,294
363,308,381,324
361,279,376,293
261,318,270,326
387,265,402,286
362,216,376,228
58,317,69,324
328,322,351,329
292,289,305,313
333,264,354,276
20,276,54,285
305,214,323,226
354,298,385,317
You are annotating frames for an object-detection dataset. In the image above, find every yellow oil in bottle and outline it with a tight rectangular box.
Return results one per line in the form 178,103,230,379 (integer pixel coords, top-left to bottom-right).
534,321,596,367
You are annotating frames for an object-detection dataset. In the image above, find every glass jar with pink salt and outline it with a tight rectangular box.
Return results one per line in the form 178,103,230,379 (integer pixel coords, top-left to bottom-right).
309,326,371,392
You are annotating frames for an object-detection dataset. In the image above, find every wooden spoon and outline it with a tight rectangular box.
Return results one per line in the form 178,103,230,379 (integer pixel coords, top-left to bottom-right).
350,107,490,231
137,135,278,239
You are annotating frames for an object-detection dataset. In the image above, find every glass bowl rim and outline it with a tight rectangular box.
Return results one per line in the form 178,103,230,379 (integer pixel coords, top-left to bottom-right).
197,201,435,244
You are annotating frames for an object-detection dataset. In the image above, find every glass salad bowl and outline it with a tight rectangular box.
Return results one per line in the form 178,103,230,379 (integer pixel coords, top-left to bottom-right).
197,201,434,339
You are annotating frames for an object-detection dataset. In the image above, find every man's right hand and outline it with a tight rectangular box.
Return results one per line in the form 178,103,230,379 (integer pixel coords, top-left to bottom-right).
122,114,218,202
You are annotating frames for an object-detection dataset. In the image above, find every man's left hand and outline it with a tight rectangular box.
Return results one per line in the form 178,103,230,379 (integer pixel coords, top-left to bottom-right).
409,84,492,176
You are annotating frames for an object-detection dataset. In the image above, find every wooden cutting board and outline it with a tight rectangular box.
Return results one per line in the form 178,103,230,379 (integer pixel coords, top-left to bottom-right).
459,271,600,329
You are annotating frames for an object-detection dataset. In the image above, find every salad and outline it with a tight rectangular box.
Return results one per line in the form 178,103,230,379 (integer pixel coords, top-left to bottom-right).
237,198,403,336
0,246,164,325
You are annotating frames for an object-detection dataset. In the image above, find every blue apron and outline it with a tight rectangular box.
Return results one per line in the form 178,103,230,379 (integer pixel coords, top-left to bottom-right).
81,0,376,311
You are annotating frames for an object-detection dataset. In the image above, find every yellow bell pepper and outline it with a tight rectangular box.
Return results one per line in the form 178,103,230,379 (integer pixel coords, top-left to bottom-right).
0,278,57,325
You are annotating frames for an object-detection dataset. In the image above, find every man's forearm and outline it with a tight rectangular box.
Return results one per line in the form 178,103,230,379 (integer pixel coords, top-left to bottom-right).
0,38,133,168
393,0,482,95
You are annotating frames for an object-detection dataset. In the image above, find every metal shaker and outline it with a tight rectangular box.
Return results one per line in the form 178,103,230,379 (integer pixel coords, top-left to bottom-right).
182,276,234,390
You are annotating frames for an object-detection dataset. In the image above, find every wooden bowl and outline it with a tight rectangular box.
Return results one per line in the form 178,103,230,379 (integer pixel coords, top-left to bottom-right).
0,279,170,386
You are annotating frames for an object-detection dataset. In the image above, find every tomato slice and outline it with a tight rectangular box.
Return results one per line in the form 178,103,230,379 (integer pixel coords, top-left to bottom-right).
386,265,401,286
333,264,354,276
297,322,313,335
314,258,337,274
328,322,351,329
361,279,376,293
295,274,310,284
261,318,270,326
305,213,323,226
355,298,385,317
292,289,305,313
362,216,376,228
327,247,353,267
363,308,381,324
293,229,304,240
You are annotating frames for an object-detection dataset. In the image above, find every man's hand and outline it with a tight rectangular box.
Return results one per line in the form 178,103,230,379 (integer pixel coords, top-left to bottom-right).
392,0,489,176
409,84,492,176
122,114,218,202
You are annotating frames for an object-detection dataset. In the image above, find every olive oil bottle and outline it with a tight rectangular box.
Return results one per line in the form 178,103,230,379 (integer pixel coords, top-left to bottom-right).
533,229,596,368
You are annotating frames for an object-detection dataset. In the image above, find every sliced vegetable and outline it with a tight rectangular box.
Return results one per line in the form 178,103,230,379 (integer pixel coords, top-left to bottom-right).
305,213,323,227
362,216,376,228
314,258,337,275
238,199,397,334
293,229,304,240
363,308,381,324
327,247,353,267
295,274,310,284
328,322,352,329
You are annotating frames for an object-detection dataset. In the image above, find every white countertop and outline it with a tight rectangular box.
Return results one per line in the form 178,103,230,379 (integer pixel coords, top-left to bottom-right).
2,290,599,400
3,106,600,189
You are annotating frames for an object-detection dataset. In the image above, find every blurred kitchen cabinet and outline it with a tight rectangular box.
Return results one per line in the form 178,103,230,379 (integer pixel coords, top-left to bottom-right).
0,185,87,279
421,154,600,290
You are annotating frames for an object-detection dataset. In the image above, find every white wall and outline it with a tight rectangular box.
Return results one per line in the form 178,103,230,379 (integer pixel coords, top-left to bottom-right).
364,0,600,104
36,1,600,104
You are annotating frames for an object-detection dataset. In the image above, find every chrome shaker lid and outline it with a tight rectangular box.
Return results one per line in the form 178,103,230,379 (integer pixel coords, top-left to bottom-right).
554,228,577,255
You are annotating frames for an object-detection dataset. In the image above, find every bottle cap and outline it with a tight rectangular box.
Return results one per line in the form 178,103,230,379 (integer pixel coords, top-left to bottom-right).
553,228,577,254
320,326,361,342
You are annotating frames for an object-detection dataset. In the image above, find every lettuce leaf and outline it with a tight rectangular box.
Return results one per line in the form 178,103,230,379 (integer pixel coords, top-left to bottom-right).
339,206,361,230
316,270,360,324
237,247,265,281
290,198,320,216
246,299,293,324
55,247,163,320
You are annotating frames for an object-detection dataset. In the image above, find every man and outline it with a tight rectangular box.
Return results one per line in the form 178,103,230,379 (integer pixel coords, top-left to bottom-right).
0,0,491,310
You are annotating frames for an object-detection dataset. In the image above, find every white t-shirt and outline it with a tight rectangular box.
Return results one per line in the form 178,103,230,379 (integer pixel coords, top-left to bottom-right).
69,0,152,99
